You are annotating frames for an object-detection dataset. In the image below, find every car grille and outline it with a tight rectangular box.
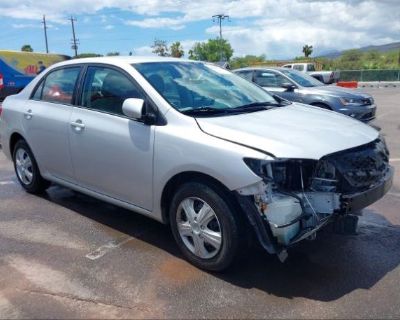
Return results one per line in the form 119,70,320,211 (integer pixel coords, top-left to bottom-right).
319,139,389,193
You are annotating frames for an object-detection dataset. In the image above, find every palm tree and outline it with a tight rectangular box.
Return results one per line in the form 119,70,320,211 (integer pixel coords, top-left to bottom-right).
302,45,313,58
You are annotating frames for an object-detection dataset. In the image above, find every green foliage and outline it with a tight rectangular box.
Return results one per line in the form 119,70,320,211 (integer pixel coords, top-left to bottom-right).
188,39,234,62
152,39,169,57
75,53,103,59
21,44,33,52
230,54,268,69
106,52,120,56
316,49,400,70
302,45,313,58
170,41,184,58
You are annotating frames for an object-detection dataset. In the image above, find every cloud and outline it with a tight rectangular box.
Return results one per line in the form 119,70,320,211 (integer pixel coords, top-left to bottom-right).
0,0,399,58
126,17,186,30
104,24,115,30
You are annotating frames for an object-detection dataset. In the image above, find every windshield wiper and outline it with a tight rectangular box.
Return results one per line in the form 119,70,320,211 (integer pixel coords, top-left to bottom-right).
224,101,280,114
181,106,229,116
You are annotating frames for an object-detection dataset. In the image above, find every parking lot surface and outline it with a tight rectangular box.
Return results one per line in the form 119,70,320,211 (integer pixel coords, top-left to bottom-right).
0,88,399,319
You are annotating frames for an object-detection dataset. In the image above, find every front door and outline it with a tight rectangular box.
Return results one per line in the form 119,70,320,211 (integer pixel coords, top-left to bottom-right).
68,66,154,210
254,70,300,102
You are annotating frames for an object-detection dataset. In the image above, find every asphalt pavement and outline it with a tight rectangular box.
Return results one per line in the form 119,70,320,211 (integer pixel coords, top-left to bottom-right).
0,87,399,319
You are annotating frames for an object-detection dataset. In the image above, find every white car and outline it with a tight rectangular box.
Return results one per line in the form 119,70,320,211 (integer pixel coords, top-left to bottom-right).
0,57,393,271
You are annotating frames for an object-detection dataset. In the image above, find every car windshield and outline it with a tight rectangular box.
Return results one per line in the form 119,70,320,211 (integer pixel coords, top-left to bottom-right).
280,69,324,87
133,62,279,115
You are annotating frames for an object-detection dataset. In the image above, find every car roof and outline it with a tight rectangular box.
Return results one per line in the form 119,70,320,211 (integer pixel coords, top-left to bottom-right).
50,56,199,68
233,66,287,72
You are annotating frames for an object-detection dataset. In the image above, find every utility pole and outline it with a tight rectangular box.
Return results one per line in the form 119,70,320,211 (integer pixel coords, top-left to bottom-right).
212,14,230,61
69,16,79,57
42,15,49,53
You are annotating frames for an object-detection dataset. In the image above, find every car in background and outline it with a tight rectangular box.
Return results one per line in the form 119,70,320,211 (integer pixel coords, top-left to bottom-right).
234,67,376,122
0,50,70,101
282,62,340,84
0,57,392,271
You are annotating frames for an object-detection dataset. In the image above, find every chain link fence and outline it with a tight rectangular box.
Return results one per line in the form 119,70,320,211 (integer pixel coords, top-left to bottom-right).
339,69,400,82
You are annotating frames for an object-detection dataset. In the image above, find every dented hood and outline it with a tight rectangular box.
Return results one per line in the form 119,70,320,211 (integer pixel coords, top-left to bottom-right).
196,104,379,159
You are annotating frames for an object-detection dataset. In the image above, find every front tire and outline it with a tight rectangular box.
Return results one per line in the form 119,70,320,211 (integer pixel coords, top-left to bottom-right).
13,140,50,194
169,182,241,271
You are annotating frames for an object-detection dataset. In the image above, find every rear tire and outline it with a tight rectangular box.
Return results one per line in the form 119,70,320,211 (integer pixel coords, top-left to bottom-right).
13,140,50,194
169,182,242,271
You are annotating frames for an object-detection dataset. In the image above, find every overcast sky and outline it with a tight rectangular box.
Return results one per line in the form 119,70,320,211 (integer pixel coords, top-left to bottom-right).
0,0,399,59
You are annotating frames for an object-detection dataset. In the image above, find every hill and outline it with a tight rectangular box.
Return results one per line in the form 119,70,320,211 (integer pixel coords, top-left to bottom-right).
319,41,400,59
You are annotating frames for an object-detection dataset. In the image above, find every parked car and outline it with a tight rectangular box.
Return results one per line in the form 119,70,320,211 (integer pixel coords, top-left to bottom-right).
0,50,69,101
234,67,376,122
282,62,340,84
0,57,393,271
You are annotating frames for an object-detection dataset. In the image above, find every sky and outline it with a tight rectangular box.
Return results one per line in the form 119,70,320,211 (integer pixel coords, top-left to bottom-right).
0,0,399,59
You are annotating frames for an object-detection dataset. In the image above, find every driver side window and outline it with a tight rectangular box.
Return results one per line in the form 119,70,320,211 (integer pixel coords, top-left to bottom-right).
254,71,288,87
81,66,143,116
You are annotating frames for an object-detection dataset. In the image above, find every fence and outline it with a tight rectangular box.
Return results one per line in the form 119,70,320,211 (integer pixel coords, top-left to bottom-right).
339,69,400,82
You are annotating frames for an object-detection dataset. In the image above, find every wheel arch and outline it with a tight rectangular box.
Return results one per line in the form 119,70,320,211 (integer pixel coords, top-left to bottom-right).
160,171,239,224
9,132,26,156
309,101,332,110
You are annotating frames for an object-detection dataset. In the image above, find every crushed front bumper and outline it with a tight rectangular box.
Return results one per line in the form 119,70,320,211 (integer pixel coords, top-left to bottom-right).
342,166,393,213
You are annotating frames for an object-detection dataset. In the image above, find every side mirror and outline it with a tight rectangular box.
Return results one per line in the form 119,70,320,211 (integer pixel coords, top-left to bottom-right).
122,98,144,120
281,83,296,91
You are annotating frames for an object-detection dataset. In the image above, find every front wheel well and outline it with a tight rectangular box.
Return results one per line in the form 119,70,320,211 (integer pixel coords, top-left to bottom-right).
9,132,25,156
161,171,239,224
310,102,332,110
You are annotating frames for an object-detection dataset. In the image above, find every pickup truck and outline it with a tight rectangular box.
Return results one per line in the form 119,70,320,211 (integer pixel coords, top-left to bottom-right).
282,62,340,84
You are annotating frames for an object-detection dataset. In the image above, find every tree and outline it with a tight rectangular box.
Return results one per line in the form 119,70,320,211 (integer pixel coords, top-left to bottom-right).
152,39,169,57
188,39,234,62
21,44,33,52
230,54,268,69
106,52,120,56
170,41,184,58
302,44,313,58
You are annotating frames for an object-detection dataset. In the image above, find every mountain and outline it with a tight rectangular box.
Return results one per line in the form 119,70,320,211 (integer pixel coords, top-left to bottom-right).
317,41,400,59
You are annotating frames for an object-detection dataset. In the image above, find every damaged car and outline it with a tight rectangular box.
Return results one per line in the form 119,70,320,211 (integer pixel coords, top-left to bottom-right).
0,57,393,271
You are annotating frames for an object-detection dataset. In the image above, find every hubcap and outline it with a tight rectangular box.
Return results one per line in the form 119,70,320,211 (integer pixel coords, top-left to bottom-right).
15,148,33,185
176,197,222,259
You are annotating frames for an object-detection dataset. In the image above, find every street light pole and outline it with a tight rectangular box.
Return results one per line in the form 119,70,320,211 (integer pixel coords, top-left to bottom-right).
212,14,230,61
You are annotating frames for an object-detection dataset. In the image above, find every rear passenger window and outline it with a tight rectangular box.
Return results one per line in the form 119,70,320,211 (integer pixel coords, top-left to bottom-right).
39,67,81,104
81,66,143,116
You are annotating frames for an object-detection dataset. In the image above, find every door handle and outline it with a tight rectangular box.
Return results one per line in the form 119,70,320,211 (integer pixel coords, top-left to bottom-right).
24,109,33,120
70,119,85,132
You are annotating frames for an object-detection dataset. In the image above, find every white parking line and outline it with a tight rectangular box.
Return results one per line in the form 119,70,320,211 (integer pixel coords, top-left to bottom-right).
390,158,400,162
85,236,134,260
0,180,15,185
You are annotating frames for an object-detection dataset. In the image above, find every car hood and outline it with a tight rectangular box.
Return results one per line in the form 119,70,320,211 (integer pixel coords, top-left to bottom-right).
196,103,379,159
303,85,371,98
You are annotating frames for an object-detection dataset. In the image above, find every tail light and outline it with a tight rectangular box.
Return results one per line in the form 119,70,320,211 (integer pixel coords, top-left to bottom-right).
0,73,3,90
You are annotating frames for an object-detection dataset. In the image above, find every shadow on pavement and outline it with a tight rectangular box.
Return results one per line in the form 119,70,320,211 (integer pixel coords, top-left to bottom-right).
41,185,400,302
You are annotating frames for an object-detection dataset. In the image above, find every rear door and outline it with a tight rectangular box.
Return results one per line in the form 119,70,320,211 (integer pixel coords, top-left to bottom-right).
68,65,154,210
22,66,82,181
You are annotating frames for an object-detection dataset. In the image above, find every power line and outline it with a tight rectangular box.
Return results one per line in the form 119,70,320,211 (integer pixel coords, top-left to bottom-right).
42,15,49,53
69,16,79,57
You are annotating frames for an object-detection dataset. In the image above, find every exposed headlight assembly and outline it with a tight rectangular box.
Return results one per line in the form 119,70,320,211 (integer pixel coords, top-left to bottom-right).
243,158,318,191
